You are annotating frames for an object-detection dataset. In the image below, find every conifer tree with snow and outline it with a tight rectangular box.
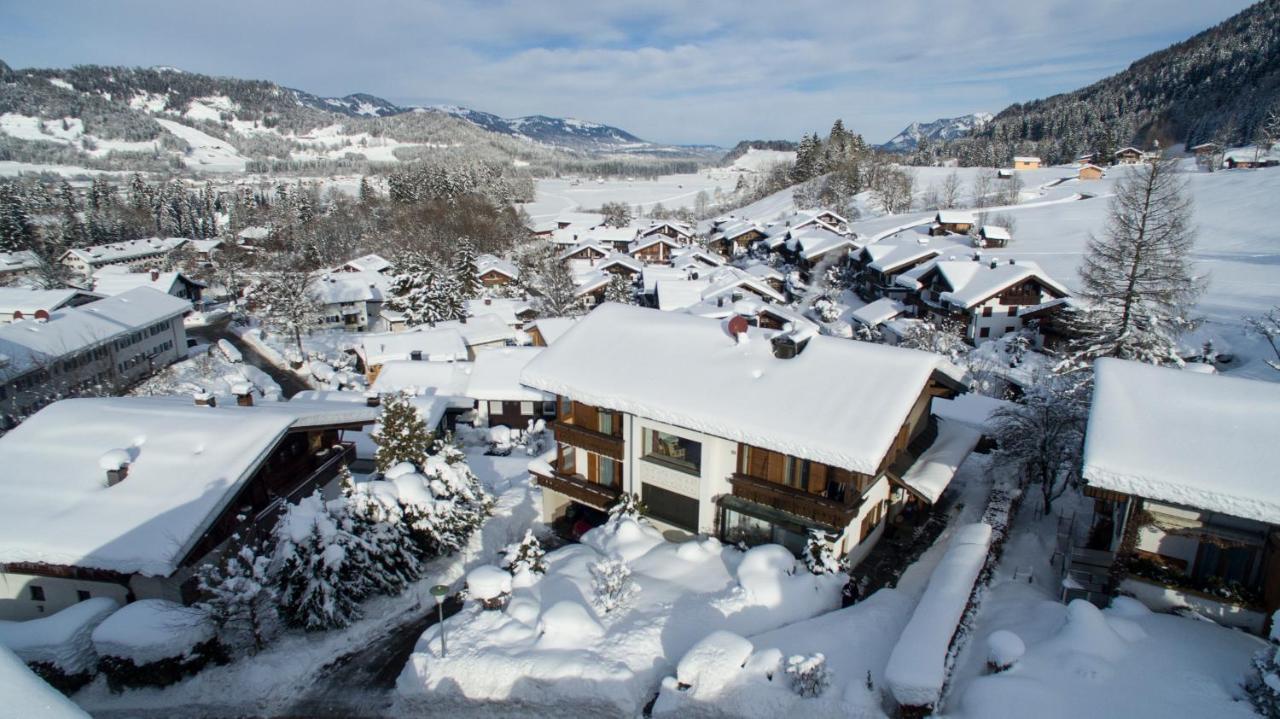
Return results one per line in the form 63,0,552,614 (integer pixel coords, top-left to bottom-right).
386,254,465,326
803,531,846,576
501,529,547,577
195,536,279,654
603,273,636,305
372,392,432,473
271,493,367,631
786,653,830,698
1249,611,1280,718
453,237,481,299
398,436,494,557
339,468,422,595
608,492,647,522
1063,157,1202,370
534,248,584,317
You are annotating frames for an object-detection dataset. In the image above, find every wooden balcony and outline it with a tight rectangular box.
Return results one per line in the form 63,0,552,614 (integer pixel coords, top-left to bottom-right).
531,467,621,510
729,473,860,531
552,420,625,460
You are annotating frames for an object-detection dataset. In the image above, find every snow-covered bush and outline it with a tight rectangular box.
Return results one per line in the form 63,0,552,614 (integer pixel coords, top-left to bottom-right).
785,653,829,698
812,297,841,324
92,600,226,692
0,597,119,694
985,629,1025,673
501,529,547,578
1248,610,1280,718
466,565,513,610
371,391,433,473
195,538,279,655
802,530,846,577
403,439,494,556
608,492,647,522
590,559,639,614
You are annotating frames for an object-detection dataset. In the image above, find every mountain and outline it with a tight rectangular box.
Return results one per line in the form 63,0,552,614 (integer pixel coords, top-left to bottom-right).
431,106,655,152
924,0,1280,165
879,113,992,152
293,90,404,118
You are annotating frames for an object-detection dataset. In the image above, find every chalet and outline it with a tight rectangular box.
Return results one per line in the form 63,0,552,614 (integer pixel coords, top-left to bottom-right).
0,288,101,324
339,254,393,274
310,271,391,333
683,297,816,333
850,298,909,335
1224,148,1279,169
639,221,695,243
463,297,537,328
186,239,223,264
356,328,469,382
1012,156,1041,170
595,253,644,278
1077,164,1105,181
670,246,725,272
655,266,786,312
557,240,610,264
0,251,42,284
475,254,520,287
585,227,641,253
707,220,767,257
1076,360,1280,634
1076,152,1097,165
929,210,975,236
784,227,861,275
467,347,556,431
996,169,1014,180
974,225,1011,248
1190,142,1221,157
627,234,683,264
1113,147,1145,165
896,256,1071,345
521,305,972,563
740,262,786,295
0,396,377,620
573,270,614,306
525,317,578,347
0,288,191,427
236,226,270,246
59,238,187,279
92,267,205,302
853,237,950,300
762,213,849,253
368,359,474,432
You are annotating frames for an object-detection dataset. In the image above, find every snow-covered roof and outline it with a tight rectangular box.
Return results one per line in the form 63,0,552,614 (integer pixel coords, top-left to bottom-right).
0,288,191,381
642,267,688,294
786,227,858,261
528,317,578,346
1078,163,1106,173
931,393,1012,432
186,238,222,254
670,246,724,268
596,252,644,274
978,225,1011,241
433,313,519,347
1012,156,1041,163
864,242,945,274
656,279,711,311
740,262,783,282
521,304,951,475
582,226,638,244
370,360,473,409
342,254,392,273
310,271,390,305
1114,146,1144,155
0,397,302,575
557,240,610,261
237,226,269,240
0,250,41,273
850,298,907,327
0,288,100,317
1083,359,1280,524
628,234,683,254
62,237,186,266
700,267,785,304
936,259,1070,309
896,419,981,504
573,269,612,297
91,266,203,298
640,221,694,238
466,347,552,402
712,219,765,242
934,210,975,225
464,298,534,327
358,328,468,366
475,254,519,280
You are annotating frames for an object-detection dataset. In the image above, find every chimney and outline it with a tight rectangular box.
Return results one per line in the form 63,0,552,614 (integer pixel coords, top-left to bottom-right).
193,390,216,407
365,390,381,407
100,449,131,487
727,315,749,344
150,268,159,281
34,309,49,321
484,298,492,305
231,381,254,406
990,260,999,269
1009,258,1016,265
11,310,21,320
410,350,423,361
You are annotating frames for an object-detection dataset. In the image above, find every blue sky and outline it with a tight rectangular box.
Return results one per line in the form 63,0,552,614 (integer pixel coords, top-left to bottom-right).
0,0,1257,146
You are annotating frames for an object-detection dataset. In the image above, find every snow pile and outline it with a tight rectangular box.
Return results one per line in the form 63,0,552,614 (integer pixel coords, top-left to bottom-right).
91,599,215,666
0,645,89,719
397,519,843,715
985,630,1025,670
466,565,513,603
885,522,993,709
0,597,119,674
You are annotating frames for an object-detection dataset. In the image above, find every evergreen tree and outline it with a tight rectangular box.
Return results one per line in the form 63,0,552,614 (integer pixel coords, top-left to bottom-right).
534,249,584,317
358,176,377,207
0,180,33,252
272,493,366,631
371,392,433,473
453,237,481,299
196,537,279,654
1063,157,1202,369
603,273,636,305
500,529,547,577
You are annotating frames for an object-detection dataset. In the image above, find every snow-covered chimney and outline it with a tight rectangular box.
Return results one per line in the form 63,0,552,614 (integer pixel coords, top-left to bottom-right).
150,268,159,281
231,381,254,407
990,260,999,269
193,390,216,407
100,449,131,486
727,315,749,345
1009,258,1016,265
365,390,381,408
410,350,423,361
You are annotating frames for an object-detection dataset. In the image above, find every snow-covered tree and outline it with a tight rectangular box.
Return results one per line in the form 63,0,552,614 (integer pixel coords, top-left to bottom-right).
898,315,969,364
600,201,632,228
271,493,366,631
195,537,279,654
534,249,584,316
253,267,323,359
371,392,433,473
603,273,636,305
608,492,647,521
590,559,638,614
785,653,830,697
1063,157,1202,369
386,253,464,326
399,438,494,557
989,373,1087,513
802,531,846,576
500,529,547,577
453,237,481,299
1248,611,1280,718
1245,306,1280,372
340,468,422,595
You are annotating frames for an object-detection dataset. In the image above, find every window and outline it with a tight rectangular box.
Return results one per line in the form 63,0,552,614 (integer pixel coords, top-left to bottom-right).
643,483,699,532
1007,306,1017,317
597,457,619,488
77,590,91,602
520,401,535,416
29,585,44,601
1005,326,1016,334
558,443,576,475
487,400,503,415
982,306,993,317
643,429,702,474
860,500,887,543
542,401,558,417
978,327,990,338
721,508,807,554
597,411,614,435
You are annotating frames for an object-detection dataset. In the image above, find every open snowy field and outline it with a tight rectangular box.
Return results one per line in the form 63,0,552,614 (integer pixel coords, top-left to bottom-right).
523,170,737,220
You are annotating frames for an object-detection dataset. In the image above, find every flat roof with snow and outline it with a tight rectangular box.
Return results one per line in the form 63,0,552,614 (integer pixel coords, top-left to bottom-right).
1083,359,1280,524
522,304,950,475
467,347,551,402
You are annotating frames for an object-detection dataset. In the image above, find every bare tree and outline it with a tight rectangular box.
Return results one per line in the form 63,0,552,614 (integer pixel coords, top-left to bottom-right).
939,171,963,209
998,172,1024,206
1245,306,1280,372
252,266,323,359
872,167,915,215
970,169,996,209
989,372,1087,513
1063,156,1203,369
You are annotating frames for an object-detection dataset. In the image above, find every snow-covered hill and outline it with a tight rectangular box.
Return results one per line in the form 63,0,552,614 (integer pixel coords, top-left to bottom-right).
880,113,993,152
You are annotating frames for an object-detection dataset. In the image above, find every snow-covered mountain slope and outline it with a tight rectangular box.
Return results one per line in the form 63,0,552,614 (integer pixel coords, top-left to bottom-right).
880,113,993,152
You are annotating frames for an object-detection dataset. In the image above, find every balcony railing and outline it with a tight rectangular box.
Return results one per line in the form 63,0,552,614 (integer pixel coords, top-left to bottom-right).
729,473,860,531
552,420,625,460
530,466,621,510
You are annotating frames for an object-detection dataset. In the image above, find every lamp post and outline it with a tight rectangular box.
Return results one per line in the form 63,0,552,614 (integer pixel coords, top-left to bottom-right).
430,584,449,657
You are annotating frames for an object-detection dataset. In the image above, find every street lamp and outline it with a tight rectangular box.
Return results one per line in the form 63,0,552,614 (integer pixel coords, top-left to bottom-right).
430,584,449,657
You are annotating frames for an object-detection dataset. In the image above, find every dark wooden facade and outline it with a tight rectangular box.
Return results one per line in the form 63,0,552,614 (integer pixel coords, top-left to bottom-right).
478,270,513,287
